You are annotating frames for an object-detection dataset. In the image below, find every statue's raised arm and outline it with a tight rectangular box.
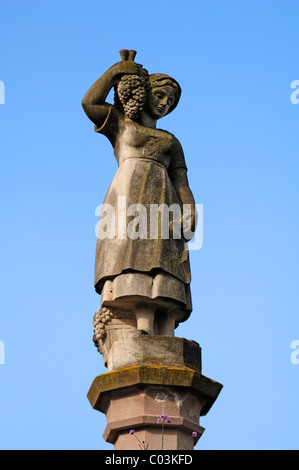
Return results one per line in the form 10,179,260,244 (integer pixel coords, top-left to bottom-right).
81,50,142,127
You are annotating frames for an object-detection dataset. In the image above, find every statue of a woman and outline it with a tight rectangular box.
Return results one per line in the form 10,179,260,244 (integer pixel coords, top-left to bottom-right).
82,50,196,338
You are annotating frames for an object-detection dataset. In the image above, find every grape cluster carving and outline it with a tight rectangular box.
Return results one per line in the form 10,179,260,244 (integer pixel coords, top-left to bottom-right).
117,74,147,119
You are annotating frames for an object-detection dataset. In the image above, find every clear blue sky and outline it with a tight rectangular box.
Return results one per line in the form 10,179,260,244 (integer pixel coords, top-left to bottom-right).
0,0,298,450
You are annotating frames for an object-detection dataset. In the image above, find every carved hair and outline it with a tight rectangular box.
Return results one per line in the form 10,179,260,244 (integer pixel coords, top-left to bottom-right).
149,74,181,114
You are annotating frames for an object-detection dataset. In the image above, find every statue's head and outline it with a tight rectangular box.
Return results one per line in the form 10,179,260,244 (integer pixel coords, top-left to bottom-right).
147,74,181,117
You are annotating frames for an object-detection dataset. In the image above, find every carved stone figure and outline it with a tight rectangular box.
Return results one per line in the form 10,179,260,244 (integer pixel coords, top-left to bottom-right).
82,50,196,342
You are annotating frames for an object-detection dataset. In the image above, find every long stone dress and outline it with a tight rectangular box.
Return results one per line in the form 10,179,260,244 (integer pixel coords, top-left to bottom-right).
94,104,192,323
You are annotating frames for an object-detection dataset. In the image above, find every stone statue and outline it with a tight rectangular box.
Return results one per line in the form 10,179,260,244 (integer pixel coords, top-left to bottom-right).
82,50,196,362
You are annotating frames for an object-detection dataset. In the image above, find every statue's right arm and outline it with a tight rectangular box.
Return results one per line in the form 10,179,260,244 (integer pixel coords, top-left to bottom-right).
81,61,141,127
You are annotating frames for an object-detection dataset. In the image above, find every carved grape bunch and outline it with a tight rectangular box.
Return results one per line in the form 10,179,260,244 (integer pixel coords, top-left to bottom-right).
116,49,149,119
117,74,147,119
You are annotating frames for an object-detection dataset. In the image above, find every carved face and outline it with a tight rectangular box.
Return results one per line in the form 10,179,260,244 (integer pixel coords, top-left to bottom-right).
145,85,176,119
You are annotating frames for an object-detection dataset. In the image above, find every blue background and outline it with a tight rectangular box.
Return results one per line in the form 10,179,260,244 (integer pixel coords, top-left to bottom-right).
0,0,298,449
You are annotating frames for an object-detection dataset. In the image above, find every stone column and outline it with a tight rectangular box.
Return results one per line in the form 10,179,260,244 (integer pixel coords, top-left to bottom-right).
88,331,222,450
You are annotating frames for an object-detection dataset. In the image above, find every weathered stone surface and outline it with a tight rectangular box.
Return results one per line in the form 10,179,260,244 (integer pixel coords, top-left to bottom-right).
107,330,202,372
82,49,196,334
87,364,222,450
83,49,223,450
93,307,136,366
88,364,223,417
103,389,205,450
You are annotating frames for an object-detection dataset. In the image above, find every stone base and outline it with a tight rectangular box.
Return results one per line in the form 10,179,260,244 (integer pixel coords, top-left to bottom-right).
88,363,222,450
108,415,204,450
107,330,202,372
